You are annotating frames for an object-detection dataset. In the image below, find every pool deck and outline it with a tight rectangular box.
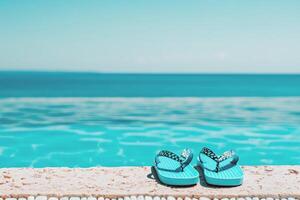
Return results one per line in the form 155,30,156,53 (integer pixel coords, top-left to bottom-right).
0,166,299,199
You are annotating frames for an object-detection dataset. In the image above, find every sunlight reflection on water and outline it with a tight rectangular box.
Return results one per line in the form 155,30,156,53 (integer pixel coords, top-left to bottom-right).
0,97,299,167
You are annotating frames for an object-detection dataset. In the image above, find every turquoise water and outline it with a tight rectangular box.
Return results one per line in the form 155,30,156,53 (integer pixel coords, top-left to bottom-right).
0,72,300,167
1,97,300,167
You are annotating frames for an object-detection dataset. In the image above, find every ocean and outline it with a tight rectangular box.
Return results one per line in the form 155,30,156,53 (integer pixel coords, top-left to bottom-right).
1,72,300,97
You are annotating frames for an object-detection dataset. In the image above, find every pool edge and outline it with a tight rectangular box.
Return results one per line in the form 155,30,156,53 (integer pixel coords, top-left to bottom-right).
0,166,299,199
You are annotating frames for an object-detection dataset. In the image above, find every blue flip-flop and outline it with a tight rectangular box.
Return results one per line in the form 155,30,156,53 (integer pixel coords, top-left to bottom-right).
154,149,199,186
198,147,244,186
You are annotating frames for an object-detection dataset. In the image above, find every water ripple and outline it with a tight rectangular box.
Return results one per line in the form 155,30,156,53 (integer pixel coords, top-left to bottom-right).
0,97,299,167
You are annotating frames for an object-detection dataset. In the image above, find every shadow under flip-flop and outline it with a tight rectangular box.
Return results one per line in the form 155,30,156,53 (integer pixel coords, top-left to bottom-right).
146,166,159,181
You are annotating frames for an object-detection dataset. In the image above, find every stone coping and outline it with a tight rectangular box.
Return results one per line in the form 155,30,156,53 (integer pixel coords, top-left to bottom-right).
0,166,299,198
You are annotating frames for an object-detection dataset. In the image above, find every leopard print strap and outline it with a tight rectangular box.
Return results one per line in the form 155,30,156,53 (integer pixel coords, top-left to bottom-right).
155,149,193,172
200,147,238,172
157,150,184,164
218,150,235,162
200,147,219,162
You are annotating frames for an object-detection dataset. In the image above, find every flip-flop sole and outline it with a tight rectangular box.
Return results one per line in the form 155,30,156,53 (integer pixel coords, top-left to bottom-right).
198,158,243,186
155,156,199,186
202,164,243,186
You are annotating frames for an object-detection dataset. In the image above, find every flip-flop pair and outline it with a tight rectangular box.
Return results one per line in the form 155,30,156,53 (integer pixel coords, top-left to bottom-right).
154,147,244,186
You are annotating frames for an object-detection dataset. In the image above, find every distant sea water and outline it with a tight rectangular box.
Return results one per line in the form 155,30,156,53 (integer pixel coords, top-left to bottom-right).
0,72,300,167
1,72,300,97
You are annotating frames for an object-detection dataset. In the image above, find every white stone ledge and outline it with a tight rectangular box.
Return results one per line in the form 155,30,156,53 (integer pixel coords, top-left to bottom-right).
0,166,299,199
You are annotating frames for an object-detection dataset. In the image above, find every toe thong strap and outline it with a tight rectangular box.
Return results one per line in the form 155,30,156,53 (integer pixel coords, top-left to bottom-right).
155,149,193,172
217,150,239,172
180,148,193,170
199,147,239,172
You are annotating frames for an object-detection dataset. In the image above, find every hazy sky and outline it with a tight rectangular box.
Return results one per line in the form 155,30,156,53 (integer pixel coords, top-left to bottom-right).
0,0,300,73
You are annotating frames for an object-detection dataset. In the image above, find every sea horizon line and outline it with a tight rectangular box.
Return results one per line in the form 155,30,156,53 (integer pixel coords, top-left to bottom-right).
0,70,300,75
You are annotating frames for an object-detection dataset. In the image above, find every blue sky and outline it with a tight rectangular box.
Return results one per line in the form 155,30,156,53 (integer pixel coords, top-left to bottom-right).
0,0,300,73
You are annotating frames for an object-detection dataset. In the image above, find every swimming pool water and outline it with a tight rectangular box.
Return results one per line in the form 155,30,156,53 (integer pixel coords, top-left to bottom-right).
0,97,299,167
